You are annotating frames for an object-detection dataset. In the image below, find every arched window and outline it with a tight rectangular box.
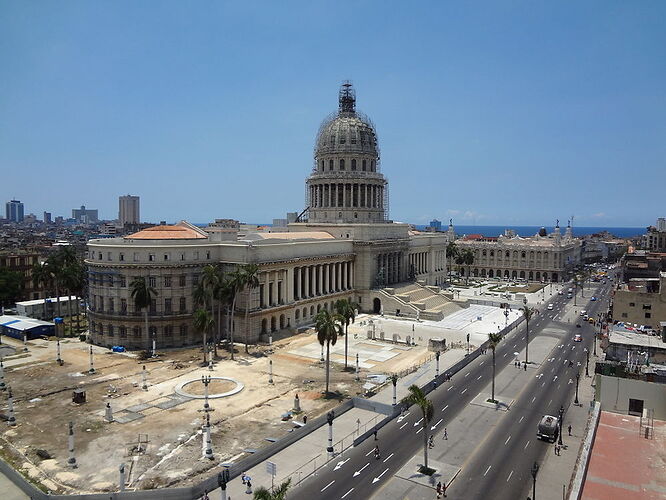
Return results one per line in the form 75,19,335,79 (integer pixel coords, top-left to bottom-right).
521,251,526,258
340,159,345,170
329,159,334,171
351,159,357,170
362,160,367,171
505,251,510,258
482,249,487,256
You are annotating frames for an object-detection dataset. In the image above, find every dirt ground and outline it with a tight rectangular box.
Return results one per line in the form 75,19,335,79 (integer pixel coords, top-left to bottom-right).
0,325,430,494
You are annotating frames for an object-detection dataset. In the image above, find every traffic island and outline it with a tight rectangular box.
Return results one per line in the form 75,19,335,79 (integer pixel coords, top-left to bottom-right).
395,455,458,490
470,393,513,411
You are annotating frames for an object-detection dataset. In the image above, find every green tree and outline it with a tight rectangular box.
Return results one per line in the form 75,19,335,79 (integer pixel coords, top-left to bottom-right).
200,264,223,356
487,332,503,403
334,298,358,370
193,308,215,363
32,261,52,319
253,478,291,500
0,268,24,307
402,384,434,471
240,263,260,353
521,305,535,365
225,268,245,360
130,277,157,350
315,309,344,395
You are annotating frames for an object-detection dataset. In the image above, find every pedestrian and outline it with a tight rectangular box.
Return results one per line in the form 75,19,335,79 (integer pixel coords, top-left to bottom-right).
303,415,307,424
568,424,572,436
443,427,448,440
436,481,442,498
374,429,378,441
553,444,558,455
241,472,247,485
245,479,252,494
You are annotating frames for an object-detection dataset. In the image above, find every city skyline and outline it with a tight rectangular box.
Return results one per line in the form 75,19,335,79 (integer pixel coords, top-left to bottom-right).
2,2,664,226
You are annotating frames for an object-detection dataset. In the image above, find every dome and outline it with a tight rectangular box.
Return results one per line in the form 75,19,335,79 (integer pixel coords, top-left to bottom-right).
314,82,380,159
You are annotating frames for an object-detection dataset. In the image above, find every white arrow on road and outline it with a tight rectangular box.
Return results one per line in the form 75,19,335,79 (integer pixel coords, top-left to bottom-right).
372,468,389,484
334,458,350,471
414,418,423,427
553,375,558,381
383,452,394,463
353,463,369,477
431,418,443,430
397,412,410,423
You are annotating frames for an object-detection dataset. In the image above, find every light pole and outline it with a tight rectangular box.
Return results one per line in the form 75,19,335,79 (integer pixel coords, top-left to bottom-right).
575,371,580,405
585,350,589,377
326,410,335,458
435,351,440,377
531,461,539,500
202,375,212,412
504,308,509,328
269,359,274,384
558,406,564,446
466,333,470,355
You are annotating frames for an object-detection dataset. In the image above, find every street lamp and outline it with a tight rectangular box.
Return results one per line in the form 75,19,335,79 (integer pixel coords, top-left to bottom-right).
575,371,580,405
558,406,564,446
585,350,589,377
531,461,539,500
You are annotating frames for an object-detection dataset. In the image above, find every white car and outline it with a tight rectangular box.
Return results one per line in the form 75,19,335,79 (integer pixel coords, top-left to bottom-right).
547,304,553,310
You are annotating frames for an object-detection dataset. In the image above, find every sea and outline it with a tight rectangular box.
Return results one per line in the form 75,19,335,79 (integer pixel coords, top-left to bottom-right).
412,225,644,238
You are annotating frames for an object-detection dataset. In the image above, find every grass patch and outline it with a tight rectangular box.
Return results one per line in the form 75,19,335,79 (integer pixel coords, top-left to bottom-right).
486,398,499,404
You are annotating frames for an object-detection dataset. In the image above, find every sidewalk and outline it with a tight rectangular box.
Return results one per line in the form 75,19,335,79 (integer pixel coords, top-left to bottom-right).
223,348,466,498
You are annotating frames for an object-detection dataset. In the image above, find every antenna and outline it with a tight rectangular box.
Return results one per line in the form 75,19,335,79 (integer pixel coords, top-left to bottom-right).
338,81,356,113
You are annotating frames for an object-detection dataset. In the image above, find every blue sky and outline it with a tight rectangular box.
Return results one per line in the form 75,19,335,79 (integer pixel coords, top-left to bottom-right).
1,1,664,227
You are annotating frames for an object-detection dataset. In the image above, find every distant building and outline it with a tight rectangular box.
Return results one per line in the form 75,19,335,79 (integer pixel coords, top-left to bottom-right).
644,217,666,252
611,272,666,329
23,213,38,224
428,219,442,231
119,195,140,225
43,212,52,224
72,205,99,223
5,199,24,223
0,251,47,300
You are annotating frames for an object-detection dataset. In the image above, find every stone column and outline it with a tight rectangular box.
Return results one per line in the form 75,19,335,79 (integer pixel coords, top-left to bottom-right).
318,265,323,295
323,263,329,295
263,271,270,306
341,262,346,290
350,262,354,289
304,266,310,298
286,267,293,303
294,268,300,301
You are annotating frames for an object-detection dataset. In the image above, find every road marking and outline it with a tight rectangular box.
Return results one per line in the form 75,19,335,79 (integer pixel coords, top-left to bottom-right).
557,384,561,390
519,416,524,423
399,422,408,429
477,375,482,380
372,468,389,484
322,480,335,492
416,427,423,434
383,452,394,463
431,418,443,430
507,470,514,482
441,404,449,412
504,435,511,445
414,418,423,427
532,396,536,403
461,388,468,394
465,372,470,377
513,344,517,348
541,381,545,387
334,458,350,471
524,440,530,449
353,463,369,477
503,352,508,357
480,361,485,366
341,488,354,499
447,386,454,391
484,465,492,476
548,399,552,406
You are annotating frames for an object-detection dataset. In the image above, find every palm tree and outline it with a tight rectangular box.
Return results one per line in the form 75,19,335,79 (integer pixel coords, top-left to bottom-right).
201,264,222,356
462,249,475,283
334,298,358,370
522,305,534,365
130,277,157,351
226,268,245,360
240,264,260,353
390,373,399,406
253,478,291,500
315,309,343,395
32,261,52,319
446,241,458,282
193,308,215,363
402,384,434,471
487,332,502,403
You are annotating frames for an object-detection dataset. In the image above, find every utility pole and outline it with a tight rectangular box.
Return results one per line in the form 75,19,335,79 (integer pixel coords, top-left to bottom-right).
326,411,335,458
575,372,580,405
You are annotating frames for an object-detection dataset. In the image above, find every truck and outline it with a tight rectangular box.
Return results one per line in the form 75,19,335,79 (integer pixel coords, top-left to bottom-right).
537,415,559,442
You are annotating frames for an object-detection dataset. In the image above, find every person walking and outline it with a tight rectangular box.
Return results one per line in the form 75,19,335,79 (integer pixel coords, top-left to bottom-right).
443,427,448,440
568,424,572,436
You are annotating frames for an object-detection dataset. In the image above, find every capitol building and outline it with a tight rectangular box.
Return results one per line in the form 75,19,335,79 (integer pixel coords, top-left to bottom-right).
85,83,580,349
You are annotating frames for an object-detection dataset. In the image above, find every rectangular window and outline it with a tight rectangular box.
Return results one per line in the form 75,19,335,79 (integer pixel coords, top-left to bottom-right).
179,275,186,287
121,298,127,313
180,253,185,261
180,297,186,313
98,252,103,260
642,304,652,310
621,312,628,318
165,298,172,314
206,251,211,260
180,324,188,337
149,276,156,288
164,253,170,261
628,398,644,416
150,299,157,314
133,326,141,337
133,252,139,262
108,275,114,287
119,253,124,262
120,326,127,338
629,302,635,307
164,325,173,337
645,312,651,319
108,298,114,312
120,276,126,287
164,276,172,288
107,252,112,261
149,254,155,262
108,325,114,336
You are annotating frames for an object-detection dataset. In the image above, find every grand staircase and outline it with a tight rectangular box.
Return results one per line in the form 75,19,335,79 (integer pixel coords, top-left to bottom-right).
378,282,465,321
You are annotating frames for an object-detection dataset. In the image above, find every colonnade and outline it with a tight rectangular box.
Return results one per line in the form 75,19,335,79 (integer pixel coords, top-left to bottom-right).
309,182,384,209
293,260,354,300
409,251,429,276
377,252,403,285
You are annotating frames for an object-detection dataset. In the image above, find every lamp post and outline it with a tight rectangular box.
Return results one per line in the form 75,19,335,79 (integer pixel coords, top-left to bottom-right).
558,406,564,446
202,375,212,412
326,410,335,458
435,351,440,377
531,461,539,500
585,350,589,377
269,359,274,384
504,308,509,328
575,371,580,405
466,333,470,355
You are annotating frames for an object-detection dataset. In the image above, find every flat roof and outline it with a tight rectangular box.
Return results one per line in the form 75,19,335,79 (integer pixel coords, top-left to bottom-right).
581,411,665,499
0,314,54,331
15,295,77,307
243,231,335,241
609,328,666,349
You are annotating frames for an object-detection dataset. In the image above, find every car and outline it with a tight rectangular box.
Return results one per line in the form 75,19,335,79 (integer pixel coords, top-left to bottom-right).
547,304,554,310
580,310,587,316
576,324,581,328
574,334,582,342
591,296,597,301
558,290,563,295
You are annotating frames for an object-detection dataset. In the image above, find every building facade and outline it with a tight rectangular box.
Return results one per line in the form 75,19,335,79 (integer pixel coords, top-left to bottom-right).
5,200,25,223
643,218,666,253
72,205,99,223
119,195,140,225
86,83,453,349
611,273,666,329
454,224,582,282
